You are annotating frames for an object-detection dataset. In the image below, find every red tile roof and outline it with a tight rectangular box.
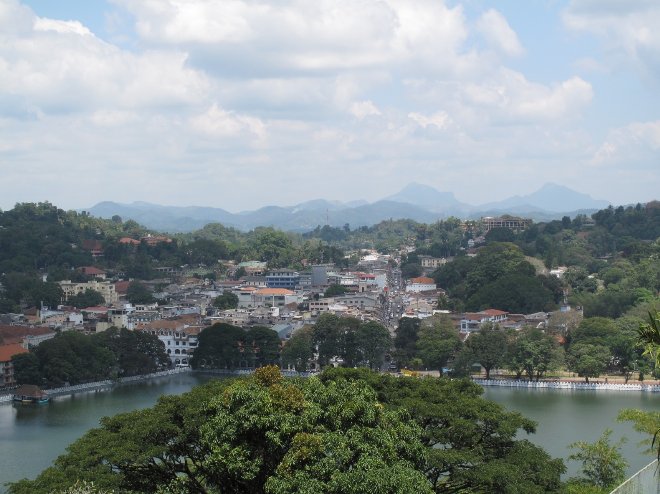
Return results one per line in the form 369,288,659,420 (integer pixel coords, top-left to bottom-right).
410,277,435,284
481,309,508,316
255,288,295,296
0,325,55,345
119,237,141,245
80,266,106,275
0,343,28,362
114,281,131,294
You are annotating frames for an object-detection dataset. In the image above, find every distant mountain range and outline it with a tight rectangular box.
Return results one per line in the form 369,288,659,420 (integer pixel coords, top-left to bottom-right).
85,183,611,233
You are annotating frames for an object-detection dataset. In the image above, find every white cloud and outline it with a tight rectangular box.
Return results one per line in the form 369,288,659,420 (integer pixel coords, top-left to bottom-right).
0,1,210,118
2,0,654,210
563,0,660,81
349,100,381,119
593,120,660,165
476,9,524,57
190,104,267,140
34,17,92,36
408,111,451,130
114,0,474,76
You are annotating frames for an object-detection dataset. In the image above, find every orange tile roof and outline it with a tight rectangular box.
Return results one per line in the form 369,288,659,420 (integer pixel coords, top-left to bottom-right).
0,343,28,362
0,325,55,345
80,266,106,275
255,288,295,296
410,277,435,284
481,309,508,316
119,237,141,245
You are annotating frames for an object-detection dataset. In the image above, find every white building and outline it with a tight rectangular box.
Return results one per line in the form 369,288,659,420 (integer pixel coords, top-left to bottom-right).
405,277,437,293
137,319,200,366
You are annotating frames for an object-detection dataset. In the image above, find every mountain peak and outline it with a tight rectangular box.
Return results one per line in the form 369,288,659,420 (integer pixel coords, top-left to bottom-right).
385,183,467,213
479,183,610,213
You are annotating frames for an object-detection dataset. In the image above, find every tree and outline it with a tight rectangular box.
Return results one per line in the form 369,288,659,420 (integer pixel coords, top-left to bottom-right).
631,310,660,461
281,327,314,371
126,281,155,305
393,317,421,367
567,344,611,383
11,352,42,385
190,323,246,369
9,368,434,494
568,429,627,490
323,284,347,297
356,321,391,370
465,323,508,379
637,310,660,367
310,313,363,368
14,332,116,387
466,273,556,313
245,326,280,367
94,327,170,376
617,408,660,461
570,317,617,348
320,368,565,493
415,316,461,376
485,227,515,243
68,289,105,309
212,291,238,310
506,328,564,381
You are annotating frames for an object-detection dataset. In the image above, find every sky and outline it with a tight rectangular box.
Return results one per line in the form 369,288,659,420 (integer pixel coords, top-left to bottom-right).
1,0,659,212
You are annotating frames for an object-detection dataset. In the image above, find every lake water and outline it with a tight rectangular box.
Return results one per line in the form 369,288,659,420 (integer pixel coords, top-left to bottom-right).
0,375,657,490
482,386,659,478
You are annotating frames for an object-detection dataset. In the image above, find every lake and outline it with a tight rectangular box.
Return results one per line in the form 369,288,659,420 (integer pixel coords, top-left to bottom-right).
0,374,657,490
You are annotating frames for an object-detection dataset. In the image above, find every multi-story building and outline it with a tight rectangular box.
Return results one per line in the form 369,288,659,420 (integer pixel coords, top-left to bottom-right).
137,319,200,367
59,280,118,304
418,256,447,269
482,216,531,232
266,269,300,289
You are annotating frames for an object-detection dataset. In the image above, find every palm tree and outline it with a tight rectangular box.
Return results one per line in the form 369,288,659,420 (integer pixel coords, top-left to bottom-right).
637,310,660,461
637,310,660,366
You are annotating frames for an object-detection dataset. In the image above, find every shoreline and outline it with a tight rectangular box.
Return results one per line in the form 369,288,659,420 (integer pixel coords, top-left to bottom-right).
3,369,659,404
0,367,192,404
473,377,660,392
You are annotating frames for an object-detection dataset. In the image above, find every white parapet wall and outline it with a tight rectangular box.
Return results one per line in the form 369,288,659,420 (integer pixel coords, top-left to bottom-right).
472,378,660,393
609,460,659,494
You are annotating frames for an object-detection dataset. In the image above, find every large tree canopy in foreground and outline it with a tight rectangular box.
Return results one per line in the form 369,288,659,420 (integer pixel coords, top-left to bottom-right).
9,368,565,494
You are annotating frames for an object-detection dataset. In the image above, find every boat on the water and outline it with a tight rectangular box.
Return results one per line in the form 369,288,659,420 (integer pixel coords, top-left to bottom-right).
12,384,50,404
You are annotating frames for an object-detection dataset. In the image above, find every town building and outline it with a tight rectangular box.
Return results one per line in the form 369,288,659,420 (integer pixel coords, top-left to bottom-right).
418,256,447,269
459,309,509,333
136,319,201,367
266,269,300,289
406,277,437,293
482,216,532,232
0,343,28,387
58,280,118,304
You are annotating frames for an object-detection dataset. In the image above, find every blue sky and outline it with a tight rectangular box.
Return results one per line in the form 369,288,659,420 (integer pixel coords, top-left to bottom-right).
2,0,659,211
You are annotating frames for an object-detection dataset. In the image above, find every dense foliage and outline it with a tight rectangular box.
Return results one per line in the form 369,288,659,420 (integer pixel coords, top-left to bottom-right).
11,328,169,386
433,242,562,313
191,323,281,369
